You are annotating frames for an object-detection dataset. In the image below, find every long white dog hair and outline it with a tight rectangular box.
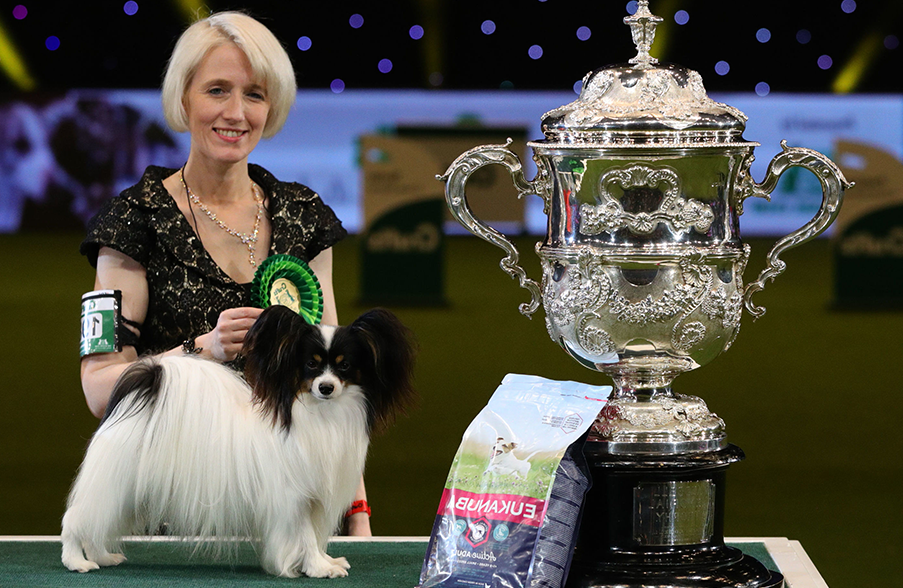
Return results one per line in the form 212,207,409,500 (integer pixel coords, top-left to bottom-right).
62,306,416,578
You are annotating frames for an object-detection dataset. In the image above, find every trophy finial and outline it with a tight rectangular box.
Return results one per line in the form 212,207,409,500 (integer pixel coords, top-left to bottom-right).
625,0,663,68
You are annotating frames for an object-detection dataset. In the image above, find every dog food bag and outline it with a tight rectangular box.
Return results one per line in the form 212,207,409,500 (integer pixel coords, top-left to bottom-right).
418,373,610,588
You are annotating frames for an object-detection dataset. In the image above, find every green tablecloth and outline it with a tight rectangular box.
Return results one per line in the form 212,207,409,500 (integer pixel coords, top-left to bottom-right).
0,538,778,587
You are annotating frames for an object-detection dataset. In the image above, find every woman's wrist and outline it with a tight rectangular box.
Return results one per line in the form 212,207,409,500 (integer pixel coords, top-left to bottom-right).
345,500,371,518
171,333,215,361
181,337,203,355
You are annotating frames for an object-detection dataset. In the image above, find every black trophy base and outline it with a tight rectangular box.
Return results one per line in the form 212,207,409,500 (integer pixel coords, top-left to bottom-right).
565,444,784,588
566,546,783,588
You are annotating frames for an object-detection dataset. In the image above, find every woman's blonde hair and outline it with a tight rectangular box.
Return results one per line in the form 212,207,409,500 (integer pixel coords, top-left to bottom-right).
161,11,296,138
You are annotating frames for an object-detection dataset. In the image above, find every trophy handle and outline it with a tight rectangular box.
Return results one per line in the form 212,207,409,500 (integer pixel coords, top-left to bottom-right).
742,140,853,319
438,140,542,317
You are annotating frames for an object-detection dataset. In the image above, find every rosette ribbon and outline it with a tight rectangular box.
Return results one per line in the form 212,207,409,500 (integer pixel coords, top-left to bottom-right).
250,254,323,324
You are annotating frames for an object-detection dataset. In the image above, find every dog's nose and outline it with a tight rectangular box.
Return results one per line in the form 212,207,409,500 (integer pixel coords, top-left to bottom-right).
318,383,334,396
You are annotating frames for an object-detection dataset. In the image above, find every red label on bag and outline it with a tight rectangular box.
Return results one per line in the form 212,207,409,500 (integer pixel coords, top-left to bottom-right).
437,487,546,528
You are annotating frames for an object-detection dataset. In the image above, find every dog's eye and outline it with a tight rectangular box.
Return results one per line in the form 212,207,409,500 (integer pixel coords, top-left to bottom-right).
337,361,351,372
306,359,319,369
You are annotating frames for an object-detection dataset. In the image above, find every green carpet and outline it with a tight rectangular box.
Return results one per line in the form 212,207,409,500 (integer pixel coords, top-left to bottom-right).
0,232,900,588
0,540,423,587
0,539,776,587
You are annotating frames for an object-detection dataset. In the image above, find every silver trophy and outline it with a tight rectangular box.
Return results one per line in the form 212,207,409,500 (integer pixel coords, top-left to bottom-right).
441,3,850,587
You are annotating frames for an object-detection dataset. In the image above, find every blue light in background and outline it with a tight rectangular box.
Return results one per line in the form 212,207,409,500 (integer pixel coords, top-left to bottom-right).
45,36,60,51
349,14,364,29
756,28,771,43
123,1,138,16
576,26,591,41
297,36,312,51
378,59,393,74
715,61,730,76
674,10,689,25
409,25,423,40
481,20,496,35
528,45,543,60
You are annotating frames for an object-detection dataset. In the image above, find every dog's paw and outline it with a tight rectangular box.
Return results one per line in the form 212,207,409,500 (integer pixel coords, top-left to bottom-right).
321,563,350,578
327,555,350,570
303,559,350,578
62,557,100,573
94,553,127,567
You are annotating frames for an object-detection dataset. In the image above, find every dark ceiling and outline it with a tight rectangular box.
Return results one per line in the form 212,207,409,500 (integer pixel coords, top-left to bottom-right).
3,0,901,94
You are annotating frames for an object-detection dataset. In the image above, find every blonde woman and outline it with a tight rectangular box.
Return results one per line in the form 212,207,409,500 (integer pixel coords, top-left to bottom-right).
79,12,372,535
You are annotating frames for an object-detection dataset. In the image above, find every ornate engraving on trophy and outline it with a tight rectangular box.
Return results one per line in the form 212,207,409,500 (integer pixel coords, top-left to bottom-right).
540,246,749,363
579,164,714,236
543,253,612,327
633,480,716,546
545,70,747,136
595,396,725,440
576,315,617,356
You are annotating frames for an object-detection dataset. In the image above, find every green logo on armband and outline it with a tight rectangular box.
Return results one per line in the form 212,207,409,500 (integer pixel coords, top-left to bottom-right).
80,290,122,357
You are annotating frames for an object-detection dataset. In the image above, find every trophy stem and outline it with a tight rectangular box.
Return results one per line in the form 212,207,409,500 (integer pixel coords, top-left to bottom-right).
608,374,678,401
591,370,727,456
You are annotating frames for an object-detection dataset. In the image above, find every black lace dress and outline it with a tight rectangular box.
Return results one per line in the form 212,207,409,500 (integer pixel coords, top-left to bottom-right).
80,164,347,356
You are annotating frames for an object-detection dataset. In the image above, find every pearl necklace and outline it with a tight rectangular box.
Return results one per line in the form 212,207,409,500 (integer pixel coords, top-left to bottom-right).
180,167,265,268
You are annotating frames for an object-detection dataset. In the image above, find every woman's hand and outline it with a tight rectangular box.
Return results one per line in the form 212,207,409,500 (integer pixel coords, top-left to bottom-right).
196,307,264,362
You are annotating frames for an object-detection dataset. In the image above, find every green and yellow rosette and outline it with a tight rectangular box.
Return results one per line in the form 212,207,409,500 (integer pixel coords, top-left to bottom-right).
251,254,323,324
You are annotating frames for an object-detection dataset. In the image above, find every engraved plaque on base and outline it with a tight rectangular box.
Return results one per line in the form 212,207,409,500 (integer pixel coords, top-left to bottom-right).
634,480,715,546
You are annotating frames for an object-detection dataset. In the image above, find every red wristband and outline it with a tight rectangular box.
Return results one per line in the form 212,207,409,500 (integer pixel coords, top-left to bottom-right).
345,500,371,518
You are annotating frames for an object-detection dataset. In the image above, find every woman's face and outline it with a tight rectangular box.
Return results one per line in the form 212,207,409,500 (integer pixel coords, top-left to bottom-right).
184,42,270,167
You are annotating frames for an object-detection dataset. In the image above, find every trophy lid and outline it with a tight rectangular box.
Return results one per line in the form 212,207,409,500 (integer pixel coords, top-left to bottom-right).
534,1,754,149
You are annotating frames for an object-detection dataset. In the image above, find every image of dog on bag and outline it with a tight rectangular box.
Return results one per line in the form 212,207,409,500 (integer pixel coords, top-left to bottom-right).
448,427,554,498
484,437,535,480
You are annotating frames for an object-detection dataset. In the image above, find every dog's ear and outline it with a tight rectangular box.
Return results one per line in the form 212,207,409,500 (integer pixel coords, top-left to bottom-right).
350,308,418,432
243,305,312,429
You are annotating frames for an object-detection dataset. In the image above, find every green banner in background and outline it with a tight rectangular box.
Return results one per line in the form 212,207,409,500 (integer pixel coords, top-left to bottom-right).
361,199,445,305
358,128,527,307
834,204,903,308
832,140,903,309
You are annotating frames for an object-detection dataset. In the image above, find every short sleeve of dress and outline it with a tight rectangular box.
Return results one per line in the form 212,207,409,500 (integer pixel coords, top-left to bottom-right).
297,188,347,258
267,177,348,262
80,193,153,269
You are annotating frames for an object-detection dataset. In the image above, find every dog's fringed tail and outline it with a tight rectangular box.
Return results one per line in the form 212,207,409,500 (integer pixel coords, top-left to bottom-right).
100,357,165,427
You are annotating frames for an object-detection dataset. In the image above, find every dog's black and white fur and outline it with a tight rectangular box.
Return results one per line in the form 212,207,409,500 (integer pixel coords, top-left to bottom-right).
61,306,416,578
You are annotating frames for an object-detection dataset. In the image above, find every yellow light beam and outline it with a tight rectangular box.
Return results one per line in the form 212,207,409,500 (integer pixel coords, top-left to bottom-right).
833,31,884,94
0,15,35,91
413,0,445,87
647,0,682,63
172,0,208,22
833,3,903,93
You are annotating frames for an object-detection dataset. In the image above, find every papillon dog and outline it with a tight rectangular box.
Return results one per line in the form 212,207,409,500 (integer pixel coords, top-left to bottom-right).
62,305,416,578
